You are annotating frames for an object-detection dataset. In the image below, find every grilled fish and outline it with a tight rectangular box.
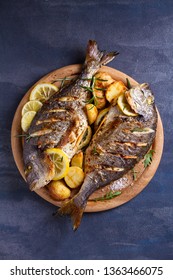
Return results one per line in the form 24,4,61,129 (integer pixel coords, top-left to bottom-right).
23,40,118,190
58,83,157,230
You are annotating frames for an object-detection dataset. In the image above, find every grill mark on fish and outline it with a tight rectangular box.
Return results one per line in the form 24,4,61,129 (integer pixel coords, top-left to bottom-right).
57,96,78,102
104,167,125,171
47,108,68,113
36,118,63,125
30,129,53,137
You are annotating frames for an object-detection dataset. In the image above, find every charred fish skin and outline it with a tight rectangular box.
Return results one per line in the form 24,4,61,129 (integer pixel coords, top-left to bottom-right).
23,40,119,191
59,84,157,230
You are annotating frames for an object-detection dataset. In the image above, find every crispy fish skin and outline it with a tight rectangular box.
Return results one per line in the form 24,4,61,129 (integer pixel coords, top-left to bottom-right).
23,40,118,191
58,83,157,230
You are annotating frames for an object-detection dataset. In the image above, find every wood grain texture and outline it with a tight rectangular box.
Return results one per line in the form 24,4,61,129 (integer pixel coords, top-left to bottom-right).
11,65,164,212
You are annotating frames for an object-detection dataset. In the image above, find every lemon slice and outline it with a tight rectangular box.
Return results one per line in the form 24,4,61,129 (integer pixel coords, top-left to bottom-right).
46,148,69,180
29,83,58,102
21,100,43,116
117,94,138,117
21,111,36,132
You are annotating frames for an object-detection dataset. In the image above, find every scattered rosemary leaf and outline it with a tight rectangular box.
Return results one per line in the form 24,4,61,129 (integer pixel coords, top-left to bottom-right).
84,96,95,104
94,87,106,91
132,168,138,181
87,104,95,110
95,78,108,82
15,133,32,142
92,146,99,155
80,85,93,92
91,191,121,202
143,149,155,168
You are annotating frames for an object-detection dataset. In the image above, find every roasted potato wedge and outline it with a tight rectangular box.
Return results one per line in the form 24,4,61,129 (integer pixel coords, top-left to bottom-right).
48,180,71,200
105,81,127,103
71,151,84,169
93,89,107,109
94,72,115,88
85,104,98,125
64,166,85,189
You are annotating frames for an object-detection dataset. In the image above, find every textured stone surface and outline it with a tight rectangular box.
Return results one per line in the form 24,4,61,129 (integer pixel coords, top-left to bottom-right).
0,0,172,259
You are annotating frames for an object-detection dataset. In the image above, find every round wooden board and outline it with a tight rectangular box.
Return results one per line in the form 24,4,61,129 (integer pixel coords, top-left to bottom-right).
11,64,164,212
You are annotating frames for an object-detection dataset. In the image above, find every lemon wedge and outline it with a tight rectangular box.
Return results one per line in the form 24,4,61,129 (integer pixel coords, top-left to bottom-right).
29,83,58,102
46,148,69,180
21,111,36,132
117,94,138,117
21,100,43,116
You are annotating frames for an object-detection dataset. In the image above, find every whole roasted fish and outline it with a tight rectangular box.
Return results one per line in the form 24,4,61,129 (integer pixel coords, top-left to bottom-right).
59,83,157,230
23,40,118,190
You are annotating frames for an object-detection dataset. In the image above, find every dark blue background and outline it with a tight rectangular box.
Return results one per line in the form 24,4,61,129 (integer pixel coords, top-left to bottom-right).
0,0,172,260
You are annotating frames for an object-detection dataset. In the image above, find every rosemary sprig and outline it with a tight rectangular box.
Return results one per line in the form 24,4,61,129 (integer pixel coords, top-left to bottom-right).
80,85,93,92
132,168,138,181
87,104,95,110
60,76,67,89
91,190,121,202
52,77,74,82
143,149,155,168
95,78,108,82
15,133,32,142
94,87,106,91
84,96,95,104
92,146,99,155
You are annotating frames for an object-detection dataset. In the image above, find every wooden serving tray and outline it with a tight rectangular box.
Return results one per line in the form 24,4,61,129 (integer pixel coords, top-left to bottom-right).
11,65,164,212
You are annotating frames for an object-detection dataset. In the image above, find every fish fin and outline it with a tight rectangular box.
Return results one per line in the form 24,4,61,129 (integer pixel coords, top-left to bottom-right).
57,199,85,231
85,40,119,67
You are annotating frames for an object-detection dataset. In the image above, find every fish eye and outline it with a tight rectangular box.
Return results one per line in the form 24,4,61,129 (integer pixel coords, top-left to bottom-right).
147,96,154,105
24,165,32,175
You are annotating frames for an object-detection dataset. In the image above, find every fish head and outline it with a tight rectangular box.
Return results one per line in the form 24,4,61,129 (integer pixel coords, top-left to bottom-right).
24,148,55,191
125,83,155,120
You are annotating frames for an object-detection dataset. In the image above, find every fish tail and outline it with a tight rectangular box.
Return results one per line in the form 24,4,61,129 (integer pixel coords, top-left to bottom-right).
85,40,119,67
57,198,86,231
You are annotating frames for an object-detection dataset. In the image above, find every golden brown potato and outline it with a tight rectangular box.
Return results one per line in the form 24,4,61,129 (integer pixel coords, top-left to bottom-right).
71,151,84,169
64,166,85,189
47,180,71,200
93,89,107,109
85,104,98,125
94,72,115,88
105,81,127,103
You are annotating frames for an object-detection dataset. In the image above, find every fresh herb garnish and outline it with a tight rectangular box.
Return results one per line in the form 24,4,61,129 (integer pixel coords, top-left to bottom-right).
84,96,95,104
94,87,106,91
80,76,106,106
81,129,88,143
132,168,138,181
87,104,95,110
15,133,32,142
126,78,132,89
143,149,155,168
92,146,99,155
91,190,121,202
